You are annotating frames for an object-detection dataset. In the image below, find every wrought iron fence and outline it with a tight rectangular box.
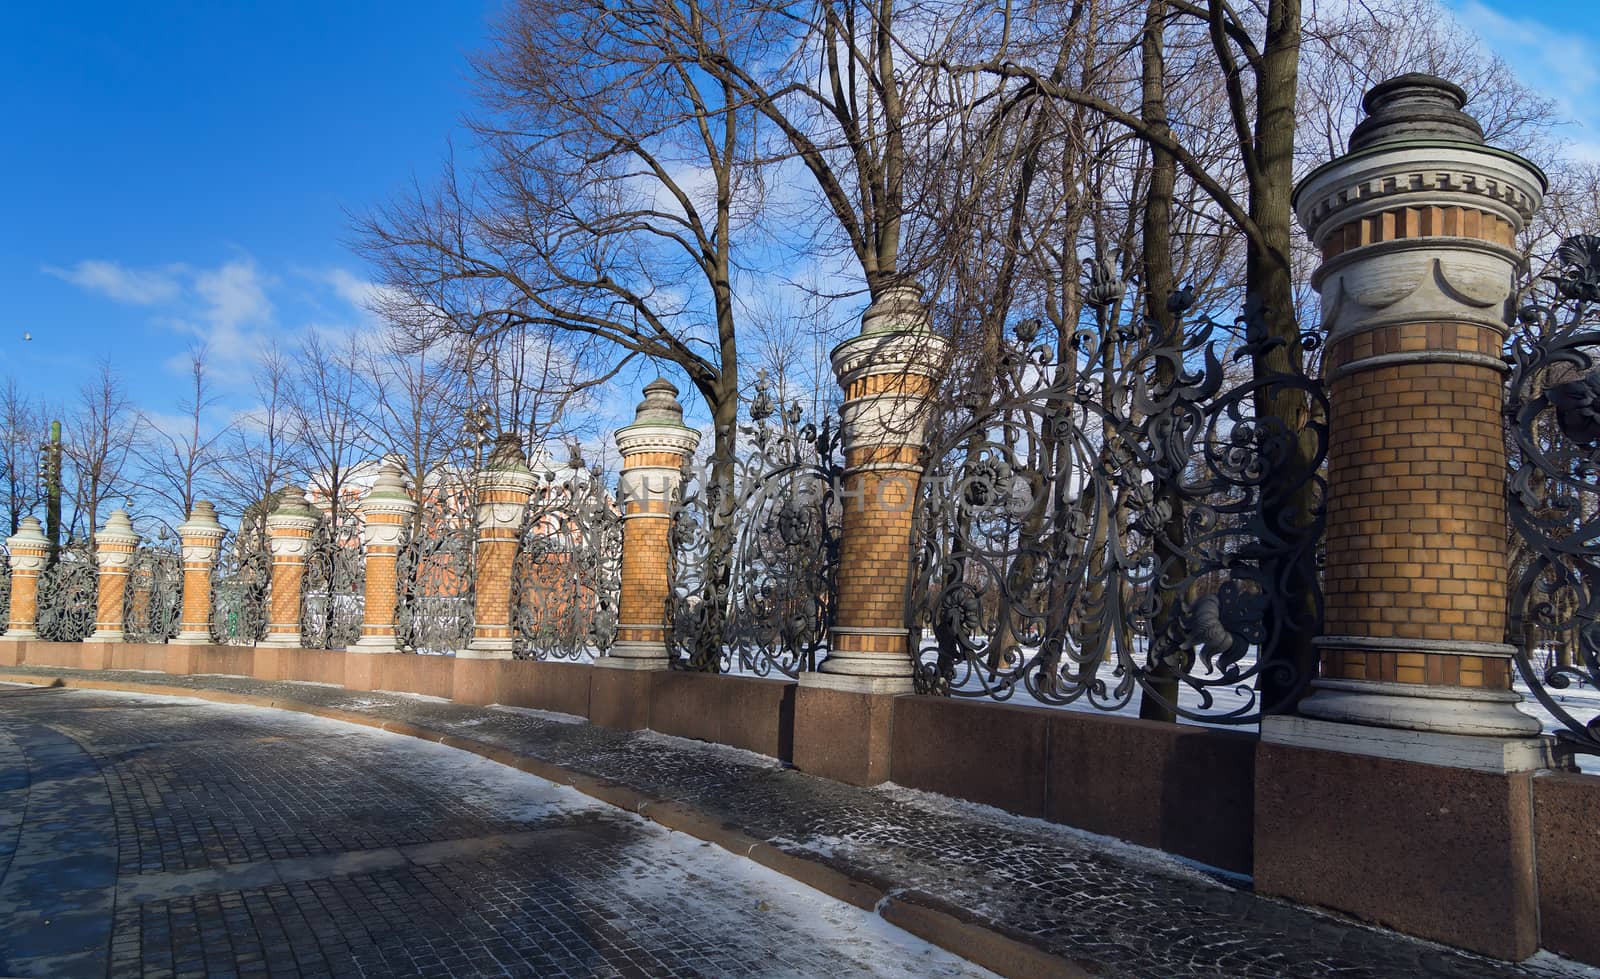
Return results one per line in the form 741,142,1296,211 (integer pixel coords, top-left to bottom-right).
123,538,182,643
908,284,1327,723
512,456,623,661
1506,234,1600,757
0,542,10,630
668,373,844,676
301,507,364,650
396,481,476,654
210,527,272,645
37,541,98,643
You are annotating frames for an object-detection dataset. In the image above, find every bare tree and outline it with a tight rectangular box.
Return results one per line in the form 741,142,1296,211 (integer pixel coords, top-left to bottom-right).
290,331,376,524
135,345,232,526
63,363,137,545
219,343,301,545
0,379,47,535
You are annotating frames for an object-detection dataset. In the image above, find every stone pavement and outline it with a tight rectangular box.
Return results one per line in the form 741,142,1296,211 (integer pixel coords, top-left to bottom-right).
0,664,1596,979
0,683,996,979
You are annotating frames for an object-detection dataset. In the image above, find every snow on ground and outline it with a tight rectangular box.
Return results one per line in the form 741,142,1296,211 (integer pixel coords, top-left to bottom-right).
879,783,1246,888
20,687,1001,979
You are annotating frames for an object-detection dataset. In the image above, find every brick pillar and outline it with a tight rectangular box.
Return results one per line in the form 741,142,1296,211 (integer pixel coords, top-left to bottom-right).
462,434,537,659
1255,74,1551,960
810,283,948,693
89,509,140,642
794,284,948,785
598,378,699,672
260,487,319,648
353,455,417,653
173,501,227,644
1285,74,1547,743
3,517,50,640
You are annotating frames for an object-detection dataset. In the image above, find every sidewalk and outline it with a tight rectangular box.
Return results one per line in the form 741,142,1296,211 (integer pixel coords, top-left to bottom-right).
0,663,1591,979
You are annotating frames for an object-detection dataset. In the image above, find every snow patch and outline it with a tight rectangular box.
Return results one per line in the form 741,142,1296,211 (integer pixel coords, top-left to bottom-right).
878,783,1238,889
488,704,587,725
637,730,785,769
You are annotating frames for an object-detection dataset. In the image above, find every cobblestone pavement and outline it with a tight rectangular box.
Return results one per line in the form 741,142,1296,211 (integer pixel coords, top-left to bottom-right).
2,666,1597,979
0,683,998,979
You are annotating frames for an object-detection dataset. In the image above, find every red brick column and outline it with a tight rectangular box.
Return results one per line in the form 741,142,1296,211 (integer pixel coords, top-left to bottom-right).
89,509,140,642
1286,74,1546,743
261,487,319,648
173,501,227,644
806,283,948,694
1255,74,1551,962
793,283,948,786
463,434,537,659
599,378,699,671
3,517,50,640
353,456,417,653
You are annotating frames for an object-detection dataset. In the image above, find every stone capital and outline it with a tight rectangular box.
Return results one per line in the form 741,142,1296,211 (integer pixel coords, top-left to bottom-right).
6,517,48,573
615,423,700,459
177,501,228,564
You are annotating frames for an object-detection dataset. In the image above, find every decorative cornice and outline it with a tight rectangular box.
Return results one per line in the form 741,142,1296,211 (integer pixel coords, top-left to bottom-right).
830,331,950,390
616,423,700,458
1295,143,1545,242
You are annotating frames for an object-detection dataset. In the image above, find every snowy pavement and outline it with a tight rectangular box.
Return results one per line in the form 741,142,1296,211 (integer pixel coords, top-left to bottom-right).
0,686,997,978
0,664,1595,978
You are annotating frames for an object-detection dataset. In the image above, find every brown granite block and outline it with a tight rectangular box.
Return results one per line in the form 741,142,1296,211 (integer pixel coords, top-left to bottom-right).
1254,742,1537,960
793,686,898,786
1047,712,1256,874
589,666,654,731
890,696,1048,818
1534,770,1600,966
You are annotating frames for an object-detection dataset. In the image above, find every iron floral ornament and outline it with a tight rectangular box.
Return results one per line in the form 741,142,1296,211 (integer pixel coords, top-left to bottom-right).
1506,234,1600,756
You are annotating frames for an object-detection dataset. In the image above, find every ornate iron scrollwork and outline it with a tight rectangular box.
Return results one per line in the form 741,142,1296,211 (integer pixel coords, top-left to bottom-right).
395,479,476,655
908,288,1327,722
211,526,272,645
301,507,365,650
36,541,97,643
0,543,11,630
668,372,843,676
123,538,182,643
512,451,623,661
1506,234,1600,757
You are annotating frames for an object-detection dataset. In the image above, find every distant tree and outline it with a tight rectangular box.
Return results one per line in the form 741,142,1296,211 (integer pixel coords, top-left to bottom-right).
134,344,231,525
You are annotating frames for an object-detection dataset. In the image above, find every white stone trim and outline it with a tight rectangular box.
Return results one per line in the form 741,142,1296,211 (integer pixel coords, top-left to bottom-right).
1295,143,1546,239
1317,250,1520,343
1297,678,1542,738
1261,715,1560,773
1327,349,1510,381
830,331,948,391
617,466,685,506
615,423,700,458
1314,634,1516,658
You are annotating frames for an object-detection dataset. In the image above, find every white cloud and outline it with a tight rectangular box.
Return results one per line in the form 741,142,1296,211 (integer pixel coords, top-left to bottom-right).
1450,2,1600,122
42,259,183,305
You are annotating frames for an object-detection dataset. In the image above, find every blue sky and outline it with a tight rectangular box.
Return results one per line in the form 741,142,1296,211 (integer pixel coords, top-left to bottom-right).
1,0,1597,428
1,1,494,412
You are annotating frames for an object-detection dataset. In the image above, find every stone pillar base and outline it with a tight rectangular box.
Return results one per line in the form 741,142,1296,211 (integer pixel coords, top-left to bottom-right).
258,634,303,649
809,626,915,694
2,629,37,641
1255,723,1545,960
350,635,401,654
792,684,901,785
458,640,514,661
1298,677,1542,739
87,629,126,643
595,637,670,671
170,631,214,646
